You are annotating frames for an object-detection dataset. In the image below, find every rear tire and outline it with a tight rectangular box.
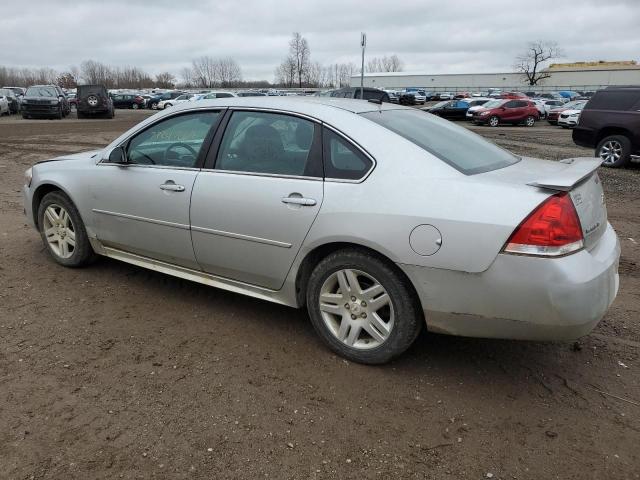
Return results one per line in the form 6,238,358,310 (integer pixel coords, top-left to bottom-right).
597,135,631,168
306,249,422,365
37,191,97,268
132,103,139,110
525,116,535,127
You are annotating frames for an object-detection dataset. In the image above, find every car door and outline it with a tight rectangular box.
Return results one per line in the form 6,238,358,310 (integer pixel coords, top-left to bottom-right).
90,109,223,269
501,100,520,121
190,109,324,290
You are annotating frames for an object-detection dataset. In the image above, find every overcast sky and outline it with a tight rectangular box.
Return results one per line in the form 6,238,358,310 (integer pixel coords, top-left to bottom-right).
3,0,639,81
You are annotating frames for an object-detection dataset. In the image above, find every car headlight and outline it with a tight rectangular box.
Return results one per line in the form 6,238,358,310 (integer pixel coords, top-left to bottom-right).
480,111,490,116
25,167,33,187
50,100,58,105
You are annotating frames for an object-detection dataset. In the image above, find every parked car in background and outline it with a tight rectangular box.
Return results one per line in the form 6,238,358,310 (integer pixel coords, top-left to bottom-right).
330,87,391,103
76,85,114,119
573,86,640,168
537,92,567,103
439,92,454,100
546,100,587,125
558,91,580,101
199,91,238,100
157,93,195,109
472,99,539,127
236,91,268,97
147,91,184,110
428,98,491,120
23,97,619,364
3,86,26,98
21,85,70,119
0,88,20,113
558,104,586,128
67,93,77,109
465,98,499,119
111,93,145,109
383,90,399,103
402,90,426,104
499,91,529,99
0,93,9,115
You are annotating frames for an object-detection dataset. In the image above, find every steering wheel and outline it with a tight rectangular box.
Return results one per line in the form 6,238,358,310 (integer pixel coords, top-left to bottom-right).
165,142,197,164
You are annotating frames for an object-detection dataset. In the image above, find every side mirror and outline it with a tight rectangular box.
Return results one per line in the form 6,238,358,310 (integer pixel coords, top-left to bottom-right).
108,146,128,164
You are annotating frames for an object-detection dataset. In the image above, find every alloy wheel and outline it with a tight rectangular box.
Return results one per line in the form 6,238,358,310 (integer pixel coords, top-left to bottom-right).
489,116,499,127
43,204,76,259
599,140,622,165
525,116,535,127
318,269,394,350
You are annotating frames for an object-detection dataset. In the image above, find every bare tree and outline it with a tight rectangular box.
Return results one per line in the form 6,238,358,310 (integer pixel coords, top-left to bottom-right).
289,32,310,88
215,57,242,87
515,41,562,86
80,60,114,87
56,72,77,89
191,56,217,88
274,56,297,87
155,72,176,88
180,67,194,87
366,55,404,73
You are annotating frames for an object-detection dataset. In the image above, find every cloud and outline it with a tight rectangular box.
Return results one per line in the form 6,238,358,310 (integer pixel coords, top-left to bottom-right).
2,0,639,81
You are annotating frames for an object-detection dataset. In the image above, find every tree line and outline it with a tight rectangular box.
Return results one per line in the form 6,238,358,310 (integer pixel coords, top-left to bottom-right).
0,32,404,90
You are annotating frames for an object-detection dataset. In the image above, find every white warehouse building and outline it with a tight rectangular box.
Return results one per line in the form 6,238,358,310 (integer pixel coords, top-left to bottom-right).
350,61,640,93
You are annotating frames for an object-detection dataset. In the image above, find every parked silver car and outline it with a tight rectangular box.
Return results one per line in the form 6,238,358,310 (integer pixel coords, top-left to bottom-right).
23,97,620,364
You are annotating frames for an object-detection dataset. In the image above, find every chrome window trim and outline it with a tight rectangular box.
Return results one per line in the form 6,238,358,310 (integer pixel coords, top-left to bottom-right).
190,225,292,248
92,209,190,230
322,123,377,184
97,163,201,172
198,168,321,182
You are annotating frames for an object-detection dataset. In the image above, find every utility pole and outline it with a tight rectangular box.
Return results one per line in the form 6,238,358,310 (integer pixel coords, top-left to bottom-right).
360,32,366,99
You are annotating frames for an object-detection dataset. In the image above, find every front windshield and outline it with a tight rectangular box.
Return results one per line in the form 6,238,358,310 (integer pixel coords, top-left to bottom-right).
26,86,57,97
480,100,505,109
361,109,519,175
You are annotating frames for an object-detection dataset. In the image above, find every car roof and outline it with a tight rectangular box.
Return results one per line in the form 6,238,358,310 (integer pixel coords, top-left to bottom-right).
168,96,407,116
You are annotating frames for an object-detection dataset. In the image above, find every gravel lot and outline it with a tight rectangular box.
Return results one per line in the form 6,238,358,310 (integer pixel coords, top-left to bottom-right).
1,109,639,480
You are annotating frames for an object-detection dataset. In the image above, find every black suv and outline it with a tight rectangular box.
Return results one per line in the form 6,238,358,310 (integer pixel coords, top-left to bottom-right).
21,85,70,119
330,87,391,103
573,86,640,168
76,84,114,119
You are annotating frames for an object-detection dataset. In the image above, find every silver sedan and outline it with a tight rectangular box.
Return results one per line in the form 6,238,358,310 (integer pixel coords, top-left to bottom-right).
23,97,620,364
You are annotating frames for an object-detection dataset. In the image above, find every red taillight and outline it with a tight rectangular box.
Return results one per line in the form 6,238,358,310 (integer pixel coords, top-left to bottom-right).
504,192,583,256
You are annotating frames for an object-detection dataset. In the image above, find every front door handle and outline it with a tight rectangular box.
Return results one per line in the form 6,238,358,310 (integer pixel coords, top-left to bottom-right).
281,196,316,206
160,181,185,192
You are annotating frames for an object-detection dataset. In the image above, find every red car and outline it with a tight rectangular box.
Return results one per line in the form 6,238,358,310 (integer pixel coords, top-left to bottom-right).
547,101,587,125
471,99,539,127
499,91,529,99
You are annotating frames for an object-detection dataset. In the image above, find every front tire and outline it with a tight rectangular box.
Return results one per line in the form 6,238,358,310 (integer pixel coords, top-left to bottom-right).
37,191,97,267
488,115,500,127
306,249,422,364
597,135,631,168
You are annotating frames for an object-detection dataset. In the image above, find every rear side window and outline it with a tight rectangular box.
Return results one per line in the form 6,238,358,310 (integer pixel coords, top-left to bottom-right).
586,91,640,111
361,109,519,175
323,129,373,180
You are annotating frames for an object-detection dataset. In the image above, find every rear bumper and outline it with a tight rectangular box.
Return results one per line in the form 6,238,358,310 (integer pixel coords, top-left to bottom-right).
399,223,620,341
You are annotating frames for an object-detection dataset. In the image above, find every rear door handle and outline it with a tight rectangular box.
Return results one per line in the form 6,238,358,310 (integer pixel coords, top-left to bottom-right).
281,196,316,206
160,181,185,192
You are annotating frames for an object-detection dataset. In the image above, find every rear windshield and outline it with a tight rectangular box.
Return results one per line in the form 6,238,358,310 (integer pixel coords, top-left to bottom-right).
361,109,519,175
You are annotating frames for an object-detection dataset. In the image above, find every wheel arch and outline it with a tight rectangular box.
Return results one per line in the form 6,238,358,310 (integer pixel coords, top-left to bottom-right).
596,127,633,146
293,241,423,314
31,182,76,229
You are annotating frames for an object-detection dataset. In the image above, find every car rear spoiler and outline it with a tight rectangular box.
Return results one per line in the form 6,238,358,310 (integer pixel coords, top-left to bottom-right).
527,157,601,191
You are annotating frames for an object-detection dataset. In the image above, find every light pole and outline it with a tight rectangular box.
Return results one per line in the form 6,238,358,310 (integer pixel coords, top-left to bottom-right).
360,32,366,99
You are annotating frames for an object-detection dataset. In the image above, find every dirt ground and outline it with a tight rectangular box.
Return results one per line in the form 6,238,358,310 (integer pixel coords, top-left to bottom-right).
1,109,639,480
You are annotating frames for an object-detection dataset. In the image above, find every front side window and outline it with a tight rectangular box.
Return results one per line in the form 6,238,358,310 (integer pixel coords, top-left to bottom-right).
126,111,220,168
361,109,519,175
215,111,321,177
323,129,373,180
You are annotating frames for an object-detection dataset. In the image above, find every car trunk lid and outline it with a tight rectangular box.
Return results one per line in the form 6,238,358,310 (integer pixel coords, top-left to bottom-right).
483,157,607,250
